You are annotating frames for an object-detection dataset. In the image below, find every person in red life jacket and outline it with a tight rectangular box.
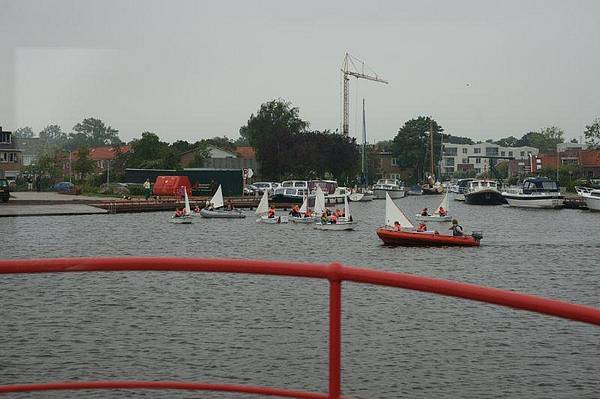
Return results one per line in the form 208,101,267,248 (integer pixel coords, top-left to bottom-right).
417,222,427,232
335,209,342,218
193,204,201,213
420,208,429,216
329,214,338,224
438,206,446,217
268,206,276,218
304,209,312,218
174,208,184,218
393,221,401,231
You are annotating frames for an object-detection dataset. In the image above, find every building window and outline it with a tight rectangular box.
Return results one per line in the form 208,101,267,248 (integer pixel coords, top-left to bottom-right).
474,148,481,154
520,151,525,157
445,158,455,166
444,147,457,156
485,147,499,156
475,168,481,173
391,158,398,166
462,158,468,164
501,151,505,156
508,151,513,157
475,158,481,164
462,148,468,154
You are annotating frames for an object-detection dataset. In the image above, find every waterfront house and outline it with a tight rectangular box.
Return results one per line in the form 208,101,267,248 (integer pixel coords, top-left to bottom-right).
0,126,22,179
441,142,538,176
179,145,260,176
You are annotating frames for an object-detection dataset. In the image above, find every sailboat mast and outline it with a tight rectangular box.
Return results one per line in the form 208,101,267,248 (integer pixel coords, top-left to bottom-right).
362,98,367,186
429,118,434,178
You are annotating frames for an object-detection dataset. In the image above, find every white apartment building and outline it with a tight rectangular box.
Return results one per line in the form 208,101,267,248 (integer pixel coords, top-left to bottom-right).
441,143,538,175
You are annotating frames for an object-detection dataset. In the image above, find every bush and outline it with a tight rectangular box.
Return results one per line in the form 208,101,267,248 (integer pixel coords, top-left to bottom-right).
127,184,145,196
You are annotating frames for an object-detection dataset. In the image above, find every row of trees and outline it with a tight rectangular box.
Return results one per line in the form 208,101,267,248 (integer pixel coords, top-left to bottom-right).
240,100,359,183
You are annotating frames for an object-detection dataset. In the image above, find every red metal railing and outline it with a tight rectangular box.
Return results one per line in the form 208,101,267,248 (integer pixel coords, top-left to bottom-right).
1,257,599,398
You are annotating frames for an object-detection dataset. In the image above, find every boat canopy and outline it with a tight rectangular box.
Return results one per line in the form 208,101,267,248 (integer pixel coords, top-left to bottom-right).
522,177,559,192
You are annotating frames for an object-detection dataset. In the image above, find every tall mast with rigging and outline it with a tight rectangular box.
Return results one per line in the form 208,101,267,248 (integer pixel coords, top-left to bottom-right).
361,98,367,186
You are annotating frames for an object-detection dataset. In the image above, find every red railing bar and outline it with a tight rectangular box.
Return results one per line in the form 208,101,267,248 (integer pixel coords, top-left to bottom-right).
329,263,342,399
1,257,599,326
0,381,337,398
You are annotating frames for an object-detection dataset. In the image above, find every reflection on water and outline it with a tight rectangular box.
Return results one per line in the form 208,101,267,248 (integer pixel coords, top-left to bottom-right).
1,196,599,398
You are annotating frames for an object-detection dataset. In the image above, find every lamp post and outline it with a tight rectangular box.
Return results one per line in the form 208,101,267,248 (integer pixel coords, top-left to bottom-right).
68,150,72,183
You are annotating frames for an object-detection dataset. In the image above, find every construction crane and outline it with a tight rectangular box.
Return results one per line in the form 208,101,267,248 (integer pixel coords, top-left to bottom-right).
341,52,388,136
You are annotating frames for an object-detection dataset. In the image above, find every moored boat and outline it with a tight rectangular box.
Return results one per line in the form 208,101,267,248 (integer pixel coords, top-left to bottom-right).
575,186,600,211
453,178,473,201
502,177,563,209
373,178,405,199
464,179,506,205
406,185,423,196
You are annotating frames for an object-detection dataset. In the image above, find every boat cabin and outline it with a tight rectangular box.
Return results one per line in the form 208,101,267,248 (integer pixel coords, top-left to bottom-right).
281,180,309,189
309,180,337,195
374,179,403,189
521,177,559,193
468,180,498,191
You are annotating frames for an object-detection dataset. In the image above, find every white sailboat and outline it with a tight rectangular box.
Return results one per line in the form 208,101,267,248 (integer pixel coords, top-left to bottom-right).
385,192,414,229
290,193,314,223
170,188,193,224
256,191,288,224
414,191,452,222
200,185,245,218
314,194,356,231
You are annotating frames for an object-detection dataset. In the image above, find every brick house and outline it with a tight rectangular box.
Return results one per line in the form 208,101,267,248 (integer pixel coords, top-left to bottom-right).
0,126,22,179
531,149,600,179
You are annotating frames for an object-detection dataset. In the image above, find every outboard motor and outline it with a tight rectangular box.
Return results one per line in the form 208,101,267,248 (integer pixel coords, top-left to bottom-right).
471,231,484,241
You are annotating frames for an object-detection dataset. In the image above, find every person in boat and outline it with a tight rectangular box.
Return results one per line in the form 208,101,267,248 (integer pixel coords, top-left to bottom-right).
290,204,301,217
449,219,464,236
325,208,332,217
438,206,447,217
329,213,337,224
174,208,184,218
320,211,328,224
226,199,234,211
304,209,312,218
193,204,201,213
268,206,276,218
420,208,430,216
393,221,401,231
417,222,427,232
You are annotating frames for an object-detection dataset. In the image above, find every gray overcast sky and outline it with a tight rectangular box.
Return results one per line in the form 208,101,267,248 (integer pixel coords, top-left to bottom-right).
1,0,599,143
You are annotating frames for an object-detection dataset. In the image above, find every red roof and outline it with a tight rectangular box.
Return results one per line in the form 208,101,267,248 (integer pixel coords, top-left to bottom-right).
86,146,129,161
236,146,256,159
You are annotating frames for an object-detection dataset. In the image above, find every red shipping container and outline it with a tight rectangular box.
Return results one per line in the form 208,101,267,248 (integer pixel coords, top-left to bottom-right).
152,176,192,197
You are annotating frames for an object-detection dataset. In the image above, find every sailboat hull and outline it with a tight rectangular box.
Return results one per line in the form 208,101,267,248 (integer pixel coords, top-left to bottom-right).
314,221,356,231
257,215,289,224
414,215,452,222
200,209,246,218
170,215,193,224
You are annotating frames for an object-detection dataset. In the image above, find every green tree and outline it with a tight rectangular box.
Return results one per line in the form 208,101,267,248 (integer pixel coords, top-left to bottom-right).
517,127,564,153
73,146,96,178
14,126,35,138
495,136,519,147
128,132,180,169
39,124,68,147
391,116,443,180
187,144,211,168
241,99,309,180
171,140,193,154
32,148,64,180
71,117,122,148
584,118,600,149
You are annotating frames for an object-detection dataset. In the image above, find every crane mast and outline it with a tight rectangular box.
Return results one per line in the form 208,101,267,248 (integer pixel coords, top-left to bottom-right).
341,53,388,136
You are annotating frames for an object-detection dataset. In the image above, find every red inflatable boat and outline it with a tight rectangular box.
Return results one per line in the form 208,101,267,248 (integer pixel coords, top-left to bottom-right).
376,228,482,247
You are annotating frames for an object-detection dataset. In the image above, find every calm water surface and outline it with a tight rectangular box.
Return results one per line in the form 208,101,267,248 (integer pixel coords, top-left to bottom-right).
1,196,599,398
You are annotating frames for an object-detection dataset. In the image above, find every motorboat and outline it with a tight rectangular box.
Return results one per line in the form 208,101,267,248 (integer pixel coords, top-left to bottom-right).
200,185,246,218
325,186,351,204
453,179,473,201
255,191,288,224
376,192,482,247
502,177,563,209
271,185,312,204
464,180,507,205
406,185,423,196
373,178,405,199
575,186,600,211
170,188,193,224
415,191,452,222
348,188,374,202
314,195,356,231
421,175,444,195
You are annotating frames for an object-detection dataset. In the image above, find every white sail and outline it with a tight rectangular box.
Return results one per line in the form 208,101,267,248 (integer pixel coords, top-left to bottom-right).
184,189,191,215
344,194,350,219
313,186,326,215
299,194,308,214
437,192,449,214
210,185,224,209
255,191,269,216
385,192,413,229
